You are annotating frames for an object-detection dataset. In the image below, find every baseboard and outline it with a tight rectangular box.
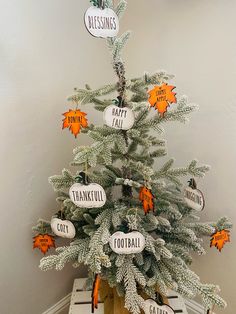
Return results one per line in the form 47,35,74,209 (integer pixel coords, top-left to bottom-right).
42,293,205,314
42,293,71,314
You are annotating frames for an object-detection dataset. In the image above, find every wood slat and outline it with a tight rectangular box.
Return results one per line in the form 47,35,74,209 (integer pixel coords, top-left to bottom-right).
69,304,104,314
69,279,188,314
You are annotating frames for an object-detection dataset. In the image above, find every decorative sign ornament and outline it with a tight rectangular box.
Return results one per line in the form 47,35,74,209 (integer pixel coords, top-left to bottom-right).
69,183,106,208
33,234,55,254
92,274,101,313
51,218,76,239
184,178,205,211
139,186,154,215
148,83,177,116
144,299,175,314
104,104,135,130
210,229,230,252
62,109,88,138
84,6,119,38
109,231,146,254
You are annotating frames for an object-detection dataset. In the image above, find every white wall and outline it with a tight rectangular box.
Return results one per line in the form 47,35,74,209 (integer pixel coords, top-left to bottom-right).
0,0,235,313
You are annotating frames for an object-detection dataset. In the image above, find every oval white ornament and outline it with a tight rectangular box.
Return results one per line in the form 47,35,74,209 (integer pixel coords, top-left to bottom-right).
184,186,205,211
109,231,145,254
51,218,76,239
104,105,135,130
144,299,175,314
84,6,119,38
69,183,106,208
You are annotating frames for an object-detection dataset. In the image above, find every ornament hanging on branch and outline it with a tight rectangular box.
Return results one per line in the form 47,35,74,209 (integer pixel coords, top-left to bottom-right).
50,217,76,239
210,229,230,252
62,109,88,138
148,83,177,116
139,186,154,215
184,178,205,211
33,234,55,254
104,97,135,130
109,231,146,254
144,298,175,314
84,0,119,38
69,172,106,208
92,274,101,313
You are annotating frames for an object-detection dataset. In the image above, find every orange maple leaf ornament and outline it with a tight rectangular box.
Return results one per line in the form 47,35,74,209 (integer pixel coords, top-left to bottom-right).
210,230,230,252
139,186,154,215
62,109,88,137
148,83,177,116
33,234,55,254
92,274,101,313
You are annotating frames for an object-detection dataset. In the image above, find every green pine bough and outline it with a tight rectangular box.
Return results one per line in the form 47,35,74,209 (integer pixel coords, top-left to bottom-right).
34,1,232,313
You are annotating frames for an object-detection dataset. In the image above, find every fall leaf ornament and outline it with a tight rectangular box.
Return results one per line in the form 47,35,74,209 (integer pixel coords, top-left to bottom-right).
33,234,55,254
139,186,154,215
92,274,101,313
62,109,88,137
148,83,177,116
210,229,230,252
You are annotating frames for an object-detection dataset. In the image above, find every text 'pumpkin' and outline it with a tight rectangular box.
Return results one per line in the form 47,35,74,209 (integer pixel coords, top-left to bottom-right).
148,83,177,116
62,109,88,137
33,234,55,254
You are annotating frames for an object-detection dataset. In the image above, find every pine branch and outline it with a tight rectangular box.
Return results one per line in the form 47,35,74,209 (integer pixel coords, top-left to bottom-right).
49,169,76,191
153,158,210,185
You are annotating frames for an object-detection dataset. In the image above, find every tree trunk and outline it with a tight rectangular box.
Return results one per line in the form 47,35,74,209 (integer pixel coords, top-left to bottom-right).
100,280,130,314
100,280,169,314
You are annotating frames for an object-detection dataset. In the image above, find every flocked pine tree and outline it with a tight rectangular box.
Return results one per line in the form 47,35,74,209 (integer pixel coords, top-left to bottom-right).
33,1,232,313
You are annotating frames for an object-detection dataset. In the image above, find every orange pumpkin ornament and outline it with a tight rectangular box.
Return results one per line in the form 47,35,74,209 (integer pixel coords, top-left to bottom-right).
62,109,88,137
148,83,177,116
210,229,230,252
139,186,154,215
33,234,55,254
92,274,101,313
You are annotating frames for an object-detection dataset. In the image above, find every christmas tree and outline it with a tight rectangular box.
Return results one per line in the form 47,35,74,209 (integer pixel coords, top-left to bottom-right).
33,1,232,313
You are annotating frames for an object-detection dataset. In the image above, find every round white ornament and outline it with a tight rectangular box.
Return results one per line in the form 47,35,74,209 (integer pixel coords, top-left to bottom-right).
51,218,76,239
104,105,135,130
69,183,106,208
144,299,175,314
84,6,119,38
109,231,145,254
184,180,205,211
184,186,205,211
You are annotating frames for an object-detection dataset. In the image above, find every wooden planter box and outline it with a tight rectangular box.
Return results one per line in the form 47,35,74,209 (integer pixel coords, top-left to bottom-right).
69,278,188,314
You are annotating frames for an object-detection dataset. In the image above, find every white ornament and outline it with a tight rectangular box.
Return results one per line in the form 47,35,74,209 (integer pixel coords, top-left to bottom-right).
69,183,106,208
84,6,119,38
184,186,205,211
109,231,145,254
51,218,76,239
144,299,175,314
104,105,135,130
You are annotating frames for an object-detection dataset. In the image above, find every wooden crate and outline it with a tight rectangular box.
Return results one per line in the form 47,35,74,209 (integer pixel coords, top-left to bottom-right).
69,278,188,314
69,278,104,314
167,292,188,314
